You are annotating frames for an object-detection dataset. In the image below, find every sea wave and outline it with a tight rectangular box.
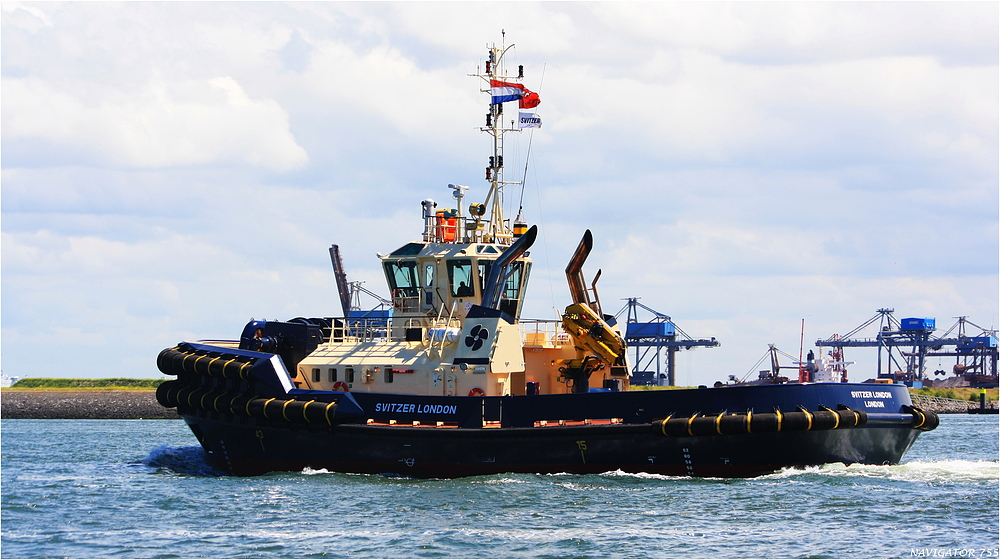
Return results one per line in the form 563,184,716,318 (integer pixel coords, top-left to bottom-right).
761,459,1000,483
541,462,1000,485
598,469,687,481
285,460,999,485
140,445,225,477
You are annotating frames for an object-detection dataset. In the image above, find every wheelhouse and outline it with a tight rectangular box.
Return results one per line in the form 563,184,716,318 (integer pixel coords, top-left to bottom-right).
382,242,531,321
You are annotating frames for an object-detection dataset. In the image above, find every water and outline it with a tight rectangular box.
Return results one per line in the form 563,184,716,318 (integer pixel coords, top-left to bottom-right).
2,416,997,559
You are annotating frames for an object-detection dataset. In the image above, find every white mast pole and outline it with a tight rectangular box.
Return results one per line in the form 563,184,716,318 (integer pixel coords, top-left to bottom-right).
473,40,519,245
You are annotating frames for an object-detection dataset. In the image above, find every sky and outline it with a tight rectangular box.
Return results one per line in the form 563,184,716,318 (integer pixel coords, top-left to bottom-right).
2,2,997,386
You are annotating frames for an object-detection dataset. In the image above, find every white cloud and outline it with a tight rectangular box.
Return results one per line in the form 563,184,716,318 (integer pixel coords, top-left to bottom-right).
301,40,478,139
1,2,52,32
593,3,997,63
2,75,307,170
538,50,997,170
1,2,995,384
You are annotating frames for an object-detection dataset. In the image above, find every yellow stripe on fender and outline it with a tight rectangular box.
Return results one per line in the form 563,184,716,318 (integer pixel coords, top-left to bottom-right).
302,400,316,423
261,398,277,419
221,358,236,378
212,392,227,413
660,414,673,436
205,356,221,375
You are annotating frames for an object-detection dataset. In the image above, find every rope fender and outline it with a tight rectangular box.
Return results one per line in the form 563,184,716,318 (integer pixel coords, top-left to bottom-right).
655,407,868,437
156,380,338,426
157,346,255,380
902,405,939,432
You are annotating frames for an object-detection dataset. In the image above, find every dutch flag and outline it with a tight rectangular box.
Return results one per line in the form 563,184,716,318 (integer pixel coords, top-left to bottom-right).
490,79,541,108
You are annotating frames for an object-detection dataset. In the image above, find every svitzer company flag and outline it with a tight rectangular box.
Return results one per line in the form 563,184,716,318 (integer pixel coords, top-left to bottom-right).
518,112,542,128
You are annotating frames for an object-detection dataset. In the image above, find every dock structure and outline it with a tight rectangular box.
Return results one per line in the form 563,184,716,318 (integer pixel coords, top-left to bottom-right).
618,298,719,387
816,310,998,386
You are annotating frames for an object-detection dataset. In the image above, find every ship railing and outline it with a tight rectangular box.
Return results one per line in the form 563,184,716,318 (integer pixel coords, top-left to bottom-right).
330,317,391,343
519,320,571,348
390,290,421,314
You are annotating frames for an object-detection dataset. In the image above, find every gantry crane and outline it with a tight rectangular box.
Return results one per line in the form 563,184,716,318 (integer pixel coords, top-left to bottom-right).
921,316,998,386
816,309,997,386
616,297,720,386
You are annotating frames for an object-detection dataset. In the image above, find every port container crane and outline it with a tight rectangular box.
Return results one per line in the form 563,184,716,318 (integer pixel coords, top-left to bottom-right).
816,309,997,385
617,297,720,386
918,316,998,386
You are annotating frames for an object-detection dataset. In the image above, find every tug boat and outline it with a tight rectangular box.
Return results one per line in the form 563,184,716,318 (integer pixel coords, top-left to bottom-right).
155,41,937,478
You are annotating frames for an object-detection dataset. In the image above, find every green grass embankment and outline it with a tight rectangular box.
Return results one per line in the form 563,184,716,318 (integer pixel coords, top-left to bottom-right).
6,378,166,391
628,385,693,391
910,386,998,402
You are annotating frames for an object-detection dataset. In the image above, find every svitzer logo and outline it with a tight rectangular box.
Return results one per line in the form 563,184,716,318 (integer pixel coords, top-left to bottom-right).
465,324,489,351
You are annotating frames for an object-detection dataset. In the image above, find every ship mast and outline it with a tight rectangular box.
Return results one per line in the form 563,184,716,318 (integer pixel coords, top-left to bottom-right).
471,40,526,245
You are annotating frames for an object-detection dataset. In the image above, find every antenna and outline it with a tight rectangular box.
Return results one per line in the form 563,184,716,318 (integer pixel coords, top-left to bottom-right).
449,183,469,219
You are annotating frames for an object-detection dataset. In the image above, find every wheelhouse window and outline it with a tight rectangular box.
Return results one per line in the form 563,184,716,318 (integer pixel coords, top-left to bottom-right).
448,259,475,297
499,261,531,317
478,260,492,295
384,260,419,297
503,262,527,300
424,263,436,307
390,243,425,256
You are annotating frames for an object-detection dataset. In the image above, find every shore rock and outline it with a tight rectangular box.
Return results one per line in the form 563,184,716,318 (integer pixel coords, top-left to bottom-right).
909,394,997,414
1,390,180,419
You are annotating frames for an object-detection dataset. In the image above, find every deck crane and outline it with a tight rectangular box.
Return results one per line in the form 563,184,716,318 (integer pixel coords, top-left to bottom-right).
616,297,720,386
730,344,801,385
816,309,998,385
328,244,392,317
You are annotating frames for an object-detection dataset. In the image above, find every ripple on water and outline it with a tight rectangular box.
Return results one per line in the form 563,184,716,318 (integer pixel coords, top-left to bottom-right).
1,418,997,559
139,445,226,477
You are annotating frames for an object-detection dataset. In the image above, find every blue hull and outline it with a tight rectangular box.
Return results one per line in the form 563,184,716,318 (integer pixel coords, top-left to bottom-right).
156,343,935,477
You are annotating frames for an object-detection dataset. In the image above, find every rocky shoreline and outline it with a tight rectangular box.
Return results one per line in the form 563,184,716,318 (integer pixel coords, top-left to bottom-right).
1,390,180,419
